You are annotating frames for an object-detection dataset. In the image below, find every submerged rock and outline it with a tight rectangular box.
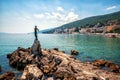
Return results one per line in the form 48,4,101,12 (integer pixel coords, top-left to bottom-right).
0,72,15,80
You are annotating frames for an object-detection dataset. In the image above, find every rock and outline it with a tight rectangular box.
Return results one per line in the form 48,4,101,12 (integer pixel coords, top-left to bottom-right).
7,47,34,70
0,65,1,72
53,48,59,51
40,58,58,74
17,47,28,52
71,50,79,55
104,33,120,38
105,62,120,72
7,47,120,80
54,58,62,66
46,77,54,80
93,59,106,67
93,60,120,73
61,51,65,53
92,77,99,80
21,64,44,80
0,72,15,80
107,34,116,38
31,40,42,56
111,35,116,38
54,68,76,80
7,54,12,58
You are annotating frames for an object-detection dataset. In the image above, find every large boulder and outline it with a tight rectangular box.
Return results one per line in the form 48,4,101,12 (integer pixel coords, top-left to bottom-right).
7,47,34,70
0,72,15,80
21,64,44,80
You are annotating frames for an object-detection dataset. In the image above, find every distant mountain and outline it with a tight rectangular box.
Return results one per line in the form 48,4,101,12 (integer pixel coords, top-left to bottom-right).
0,32,11,34
44,11,120,33
38,28,55,34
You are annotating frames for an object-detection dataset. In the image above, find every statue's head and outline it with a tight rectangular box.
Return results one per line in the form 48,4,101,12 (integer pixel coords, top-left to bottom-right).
35,25,37,28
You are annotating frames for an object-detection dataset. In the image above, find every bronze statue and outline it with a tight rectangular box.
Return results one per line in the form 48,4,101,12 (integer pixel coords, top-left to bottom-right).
34,25,39,40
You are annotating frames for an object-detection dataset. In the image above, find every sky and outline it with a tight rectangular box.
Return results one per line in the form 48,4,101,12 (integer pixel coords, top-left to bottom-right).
0,0,120,33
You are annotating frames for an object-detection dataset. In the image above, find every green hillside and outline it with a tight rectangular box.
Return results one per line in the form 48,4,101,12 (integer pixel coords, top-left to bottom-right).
43,11,120,33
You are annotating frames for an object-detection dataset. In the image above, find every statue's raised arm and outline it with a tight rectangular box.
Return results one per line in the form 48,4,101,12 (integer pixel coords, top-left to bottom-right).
34,25,39,40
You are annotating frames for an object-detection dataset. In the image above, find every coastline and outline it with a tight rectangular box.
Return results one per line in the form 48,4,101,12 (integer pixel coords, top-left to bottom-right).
52,32,120,38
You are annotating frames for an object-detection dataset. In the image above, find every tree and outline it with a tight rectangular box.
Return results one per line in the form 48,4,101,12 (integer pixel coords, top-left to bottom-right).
74,27,79,32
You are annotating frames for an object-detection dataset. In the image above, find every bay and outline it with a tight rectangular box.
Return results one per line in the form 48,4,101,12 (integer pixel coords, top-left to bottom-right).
0,34,120,75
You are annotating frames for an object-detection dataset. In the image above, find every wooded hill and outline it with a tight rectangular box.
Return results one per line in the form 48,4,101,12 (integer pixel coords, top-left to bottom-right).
42,11,120,33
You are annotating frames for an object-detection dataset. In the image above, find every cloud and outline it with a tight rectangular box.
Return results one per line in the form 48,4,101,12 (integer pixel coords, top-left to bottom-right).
34,14,45,18
106,6,117,10
64,12,79,22
17,15,31,22
54,11,79,23
57,6,64,12
25,16,31,19
34,11,79,24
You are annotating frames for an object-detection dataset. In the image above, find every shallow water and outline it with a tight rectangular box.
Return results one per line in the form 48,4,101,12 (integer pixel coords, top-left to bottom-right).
0,33,120,74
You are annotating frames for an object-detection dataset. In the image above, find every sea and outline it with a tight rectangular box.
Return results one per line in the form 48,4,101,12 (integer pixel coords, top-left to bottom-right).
0,33,120,77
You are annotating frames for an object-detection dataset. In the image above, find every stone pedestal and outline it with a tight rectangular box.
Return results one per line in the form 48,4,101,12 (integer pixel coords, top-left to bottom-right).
31,40,42,56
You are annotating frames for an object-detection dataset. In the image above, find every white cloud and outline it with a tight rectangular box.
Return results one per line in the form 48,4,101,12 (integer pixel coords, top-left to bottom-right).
106,6,117,10
32,9,79,30
64,12,79,22
51,12,63,19
46,11,79,23
57,6,64,12
34,14,45,18
34,11,79,24
17,15,31,22
25,16,31,19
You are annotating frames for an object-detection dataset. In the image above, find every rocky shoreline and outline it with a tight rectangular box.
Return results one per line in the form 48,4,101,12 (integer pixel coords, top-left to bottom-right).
76,33,120,38
86,33,120,38
104,33,120,38
0,47,119,80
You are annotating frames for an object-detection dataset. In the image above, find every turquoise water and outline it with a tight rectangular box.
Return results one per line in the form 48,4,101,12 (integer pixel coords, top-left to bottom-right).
0,34,120,75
